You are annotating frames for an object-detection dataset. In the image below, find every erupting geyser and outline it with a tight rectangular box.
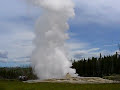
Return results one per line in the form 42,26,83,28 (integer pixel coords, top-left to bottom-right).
29,0,76,80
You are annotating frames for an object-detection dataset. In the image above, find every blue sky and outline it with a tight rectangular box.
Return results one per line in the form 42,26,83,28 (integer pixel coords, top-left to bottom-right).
0,0,120,67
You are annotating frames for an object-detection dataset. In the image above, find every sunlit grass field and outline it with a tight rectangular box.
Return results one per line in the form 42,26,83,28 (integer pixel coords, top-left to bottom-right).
0,80,120,90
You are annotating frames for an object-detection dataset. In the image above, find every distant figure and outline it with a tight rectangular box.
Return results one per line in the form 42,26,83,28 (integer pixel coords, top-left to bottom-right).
19,76,28,81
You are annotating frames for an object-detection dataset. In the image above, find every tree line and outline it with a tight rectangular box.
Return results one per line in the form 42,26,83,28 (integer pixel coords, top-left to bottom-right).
72,52,120,77
0,67,37,80
0,53,120,80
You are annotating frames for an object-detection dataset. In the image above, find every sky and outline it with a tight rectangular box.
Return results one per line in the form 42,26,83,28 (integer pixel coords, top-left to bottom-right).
0,0,120,67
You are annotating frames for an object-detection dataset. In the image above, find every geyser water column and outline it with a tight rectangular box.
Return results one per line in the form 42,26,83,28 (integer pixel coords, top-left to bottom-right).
29,0,76,80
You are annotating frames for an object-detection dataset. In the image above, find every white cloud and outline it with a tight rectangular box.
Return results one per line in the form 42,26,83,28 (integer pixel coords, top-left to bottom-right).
104,44,117,47
0,50,8,58
0,0,37,65
0,18,35,63
66,42,88,50
66,41,114,60
87,48,100,52
73,0,120,25
0,59,8,63
0,50,8,63
71,48,113,60
11,57,30,63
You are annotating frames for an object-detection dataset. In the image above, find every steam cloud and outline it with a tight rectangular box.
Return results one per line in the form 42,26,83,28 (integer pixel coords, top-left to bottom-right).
29,0,76,80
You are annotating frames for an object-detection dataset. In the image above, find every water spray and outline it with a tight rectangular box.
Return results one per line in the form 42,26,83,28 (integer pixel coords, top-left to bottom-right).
28,0,76,80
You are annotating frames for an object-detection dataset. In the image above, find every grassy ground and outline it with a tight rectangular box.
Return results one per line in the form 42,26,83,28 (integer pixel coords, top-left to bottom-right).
0,80,120,90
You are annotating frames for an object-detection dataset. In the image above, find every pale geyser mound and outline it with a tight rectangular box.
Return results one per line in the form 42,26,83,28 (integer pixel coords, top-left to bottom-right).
29,0,77,80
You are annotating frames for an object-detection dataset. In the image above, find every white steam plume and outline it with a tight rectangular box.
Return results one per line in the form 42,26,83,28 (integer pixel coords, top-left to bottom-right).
29,0,77,80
